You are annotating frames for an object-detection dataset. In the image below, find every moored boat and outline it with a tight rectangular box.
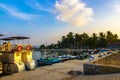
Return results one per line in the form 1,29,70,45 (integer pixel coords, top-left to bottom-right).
0,35,35,74
1,38,25,73
10,36,36,70
37,57,63,66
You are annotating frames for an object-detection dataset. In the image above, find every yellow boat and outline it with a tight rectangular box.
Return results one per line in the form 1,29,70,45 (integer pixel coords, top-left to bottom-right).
0,53,3,74
0,34,3,74
10,36,35,70
22,45,35,70
0,35,35,74
1,37,25,73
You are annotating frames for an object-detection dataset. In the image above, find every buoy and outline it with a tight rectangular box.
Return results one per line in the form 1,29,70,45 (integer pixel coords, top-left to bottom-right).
26,45,32,51
14,45,23,52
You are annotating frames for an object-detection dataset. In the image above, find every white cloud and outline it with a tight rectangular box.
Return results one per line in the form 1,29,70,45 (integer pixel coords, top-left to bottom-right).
110,0,120,13
114,5,120,13
25,0,53,13
35,2,53,13
0,3,33,20
28,22,32,25
55,0,93,26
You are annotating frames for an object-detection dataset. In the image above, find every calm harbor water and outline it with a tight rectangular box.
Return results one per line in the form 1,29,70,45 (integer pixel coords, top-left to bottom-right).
32,51,42,61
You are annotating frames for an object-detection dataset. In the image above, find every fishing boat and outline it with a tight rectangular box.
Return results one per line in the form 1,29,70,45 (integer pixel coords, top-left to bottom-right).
58,55,70,61
58,51,77,61
37,58,52,65
37,57,63,66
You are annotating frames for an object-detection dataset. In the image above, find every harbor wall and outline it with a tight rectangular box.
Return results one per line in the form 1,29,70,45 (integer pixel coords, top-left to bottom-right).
84,63,120,75
94,51,120,65
84,51,120,75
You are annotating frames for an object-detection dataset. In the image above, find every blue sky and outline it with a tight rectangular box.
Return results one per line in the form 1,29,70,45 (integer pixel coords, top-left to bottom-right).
0,0,120,45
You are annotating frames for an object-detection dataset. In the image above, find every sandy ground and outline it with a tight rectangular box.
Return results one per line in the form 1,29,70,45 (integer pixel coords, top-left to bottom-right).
63,73,120,80
0,53,120,80
0,59,87,80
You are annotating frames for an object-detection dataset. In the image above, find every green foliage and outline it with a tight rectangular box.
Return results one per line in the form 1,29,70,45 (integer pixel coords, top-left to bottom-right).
45,31,119,49
46,44,57,49
40,44,46,49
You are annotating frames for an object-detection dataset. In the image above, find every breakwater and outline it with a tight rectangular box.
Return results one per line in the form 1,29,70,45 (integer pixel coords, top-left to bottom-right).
84,51,120,75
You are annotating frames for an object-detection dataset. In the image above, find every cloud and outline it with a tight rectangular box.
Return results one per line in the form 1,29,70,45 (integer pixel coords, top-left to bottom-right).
35,2,53,13
110,0,120,13
114,5,120,13
55,0,93,26
28,22,32,25
25,0,53,13
0,3,33,20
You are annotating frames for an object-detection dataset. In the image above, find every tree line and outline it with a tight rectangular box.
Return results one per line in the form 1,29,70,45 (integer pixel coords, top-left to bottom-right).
40,31,120,49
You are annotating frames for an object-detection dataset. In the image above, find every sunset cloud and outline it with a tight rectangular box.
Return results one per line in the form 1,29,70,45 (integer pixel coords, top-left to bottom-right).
55,0,93,26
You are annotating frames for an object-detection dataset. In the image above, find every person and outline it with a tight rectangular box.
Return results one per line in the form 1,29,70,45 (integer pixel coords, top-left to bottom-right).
98,52,102,57
89,54,94,62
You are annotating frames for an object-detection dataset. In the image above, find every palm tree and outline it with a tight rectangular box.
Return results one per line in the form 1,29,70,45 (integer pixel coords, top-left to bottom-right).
91,33,98,48
99,32,107,47
81,33,89,48
74,33,83,48
74,33,79,48
57,40,61,48
86,37,93,48
66,32,74,48
61,36,68,48
106,31,113,45
113,34,118,42
51,31,119,49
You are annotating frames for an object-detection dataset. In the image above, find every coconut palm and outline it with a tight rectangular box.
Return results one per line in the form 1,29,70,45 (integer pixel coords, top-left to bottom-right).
81,33,89,48
99,32,107,47
66,32,74,48
92,33,98,48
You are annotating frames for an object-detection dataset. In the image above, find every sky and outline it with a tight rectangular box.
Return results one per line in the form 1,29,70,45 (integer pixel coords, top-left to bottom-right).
0,0,120,45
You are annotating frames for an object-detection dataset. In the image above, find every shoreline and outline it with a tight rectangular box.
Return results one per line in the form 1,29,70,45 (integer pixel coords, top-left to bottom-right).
0,59,87,80
63,73,120,80
0,56,120,80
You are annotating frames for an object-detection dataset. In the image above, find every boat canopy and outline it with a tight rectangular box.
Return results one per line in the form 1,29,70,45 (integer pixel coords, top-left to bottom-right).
0,38,14,41
0,34,4,36
9,36,30,40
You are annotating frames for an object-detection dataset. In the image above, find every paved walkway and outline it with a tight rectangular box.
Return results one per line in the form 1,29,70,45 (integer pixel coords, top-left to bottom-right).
0,59,88,80
0,51,117,80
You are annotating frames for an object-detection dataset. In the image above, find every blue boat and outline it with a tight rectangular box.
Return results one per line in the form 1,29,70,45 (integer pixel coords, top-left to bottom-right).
37,58,52,66
37,57,63,66
59,55,77,61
